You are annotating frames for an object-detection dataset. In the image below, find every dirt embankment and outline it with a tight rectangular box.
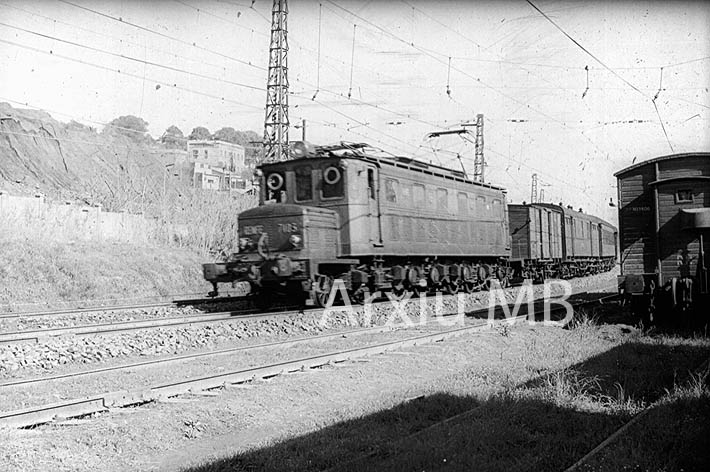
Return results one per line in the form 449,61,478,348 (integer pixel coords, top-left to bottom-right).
0,102,180,209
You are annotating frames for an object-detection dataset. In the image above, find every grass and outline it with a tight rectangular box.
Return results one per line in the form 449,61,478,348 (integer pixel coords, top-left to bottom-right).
0,236,211,311
182,314,710,472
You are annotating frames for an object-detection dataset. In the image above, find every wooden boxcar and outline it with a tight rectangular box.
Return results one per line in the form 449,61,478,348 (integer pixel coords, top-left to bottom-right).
615,152,710,319
509,203,616,279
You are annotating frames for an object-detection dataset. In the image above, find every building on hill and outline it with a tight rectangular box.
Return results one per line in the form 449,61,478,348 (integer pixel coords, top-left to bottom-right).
186,140,250,191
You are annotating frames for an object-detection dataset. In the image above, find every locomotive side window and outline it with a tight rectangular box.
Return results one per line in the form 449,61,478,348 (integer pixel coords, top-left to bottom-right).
427,188,436,208
367,169,376,199
295,165,313,202
413,184,425,207
676,189,693,203
492,199,502,216
401,183,412,207
322,165,344,198
458,192,468,215
385,178,398,203
476,195,486,215
436,188,448,211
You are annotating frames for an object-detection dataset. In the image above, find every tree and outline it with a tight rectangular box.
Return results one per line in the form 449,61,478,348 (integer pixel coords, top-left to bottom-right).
188,126,211,141
107,115,149,141
213,127,240,144
161,125,185,149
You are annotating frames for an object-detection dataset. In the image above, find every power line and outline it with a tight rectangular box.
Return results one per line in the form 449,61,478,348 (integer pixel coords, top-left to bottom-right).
0,21,266,92
0,37,264,112
324,1,616,176
0,1,255,81
525,0,646,98
56,0,266,72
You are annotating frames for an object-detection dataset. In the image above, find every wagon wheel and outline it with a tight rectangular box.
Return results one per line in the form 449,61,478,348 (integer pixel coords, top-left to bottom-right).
313,275,333,308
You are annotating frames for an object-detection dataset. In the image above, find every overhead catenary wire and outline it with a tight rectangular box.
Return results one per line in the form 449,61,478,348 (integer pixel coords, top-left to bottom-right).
55,0,266,71
0,1,259,82
525,0,676,152
0,21,265,92
0,37,265,112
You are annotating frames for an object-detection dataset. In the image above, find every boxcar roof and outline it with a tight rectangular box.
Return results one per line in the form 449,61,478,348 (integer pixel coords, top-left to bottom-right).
614,152,710,178
259,142,507,191
514,202,617,231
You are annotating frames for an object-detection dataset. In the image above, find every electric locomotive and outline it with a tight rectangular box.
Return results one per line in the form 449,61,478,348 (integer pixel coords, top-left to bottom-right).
203,142,512,306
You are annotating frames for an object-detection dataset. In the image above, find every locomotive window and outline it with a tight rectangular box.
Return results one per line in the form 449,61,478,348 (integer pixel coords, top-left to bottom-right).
401,183,412,207
295,165,313,202
367,169,376,199
436,188,448,211
427,188,436,208
322,165,344,198
492,199,502,216
385,178,398,203
676,189,693,203
413,184,425,207
476,196,486,215
458,193,468,215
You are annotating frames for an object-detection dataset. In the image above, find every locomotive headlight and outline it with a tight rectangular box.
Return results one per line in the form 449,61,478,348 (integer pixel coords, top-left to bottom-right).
239,237,250,250
289,234,302,248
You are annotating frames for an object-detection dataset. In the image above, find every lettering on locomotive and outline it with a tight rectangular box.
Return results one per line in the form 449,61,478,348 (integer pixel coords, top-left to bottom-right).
278,222,299,233
243,225,264,235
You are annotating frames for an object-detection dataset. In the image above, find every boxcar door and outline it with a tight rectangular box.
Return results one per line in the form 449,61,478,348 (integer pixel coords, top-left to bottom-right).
366,166,383,246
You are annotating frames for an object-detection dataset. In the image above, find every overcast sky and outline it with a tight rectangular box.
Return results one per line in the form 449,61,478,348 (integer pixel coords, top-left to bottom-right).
1,0,709,222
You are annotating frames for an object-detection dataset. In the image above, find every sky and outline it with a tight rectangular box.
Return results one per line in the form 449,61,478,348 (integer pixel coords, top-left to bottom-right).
1,0,709,223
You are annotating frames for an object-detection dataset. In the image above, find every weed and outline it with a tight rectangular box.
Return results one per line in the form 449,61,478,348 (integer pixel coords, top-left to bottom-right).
568,308,599,331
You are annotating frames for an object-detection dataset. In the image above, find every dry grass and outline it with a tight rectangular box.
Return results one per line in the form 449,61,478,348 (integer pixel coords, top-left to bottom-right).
0,236,211,310
183,318,710,472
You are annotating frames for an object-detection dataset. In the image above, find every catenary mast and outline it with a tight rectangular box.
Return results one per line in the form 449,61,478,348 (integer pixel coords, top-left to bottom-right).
263,0,290,163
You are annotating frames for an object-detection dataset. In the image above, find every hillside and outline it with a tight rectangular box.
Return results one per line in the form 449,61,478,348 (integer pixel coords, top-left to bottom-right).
0,102,189,212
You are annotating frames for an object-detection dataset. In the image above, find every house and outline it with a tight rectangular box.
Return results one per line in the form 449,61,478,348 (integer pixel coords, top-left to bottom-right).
186,140,248,190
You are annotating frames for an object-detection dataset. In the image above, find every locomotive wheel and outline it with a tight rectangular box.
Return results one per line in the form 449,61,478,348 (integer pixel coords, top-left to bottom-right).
254,289,274,310
350,285,370,305
286,281,307,307
445,279,459,295
313,275,333,308
391,282,407,300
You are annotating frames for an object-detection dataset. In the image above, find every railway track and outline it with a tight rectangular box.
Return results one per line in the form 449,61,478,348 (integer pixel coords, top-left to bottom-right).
0,295,247,321
0,282,618,345
563,356,710,472
0,306,299,344
0,291,617,429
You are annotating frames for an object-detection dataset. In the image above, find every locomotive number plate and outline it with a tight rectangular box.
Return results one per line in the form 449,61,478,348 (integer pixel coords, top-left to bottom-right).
233,281,251,296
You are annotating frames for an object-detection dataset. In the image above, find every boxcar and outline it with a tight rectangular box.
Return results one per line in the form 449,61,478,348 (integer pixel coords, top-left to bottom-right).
509,203,616,279
615,152,710,320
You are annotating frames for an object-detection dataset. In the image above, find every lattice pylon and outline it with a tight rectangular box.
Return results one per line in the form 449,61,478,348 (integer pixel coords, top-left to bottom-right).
263,0,290,163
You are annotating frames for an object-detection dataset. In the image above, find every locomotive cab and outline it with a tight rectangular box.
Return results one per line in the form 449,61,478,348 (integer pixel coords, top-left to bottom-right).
203,154,359,306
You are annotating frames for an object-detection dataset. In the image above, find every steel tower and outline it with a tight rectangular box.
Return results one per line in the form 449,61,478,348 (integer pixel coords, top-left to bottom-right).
263,0,290,163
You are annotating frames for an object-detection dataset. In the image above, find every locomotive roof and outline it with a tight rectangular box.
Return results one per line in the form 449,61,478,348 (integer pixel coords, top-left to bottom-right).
259,142,506,191
614,152,710,178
